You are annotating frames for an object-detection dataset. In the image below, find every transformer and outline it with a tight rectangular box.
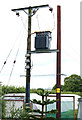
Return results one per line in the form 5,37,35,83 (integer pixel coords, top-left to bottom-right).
35,31,52,50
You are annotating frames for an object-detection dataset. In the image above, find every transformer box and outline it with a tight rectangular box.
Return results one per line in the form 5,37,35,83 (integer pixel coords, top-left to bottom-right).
35,31,52,50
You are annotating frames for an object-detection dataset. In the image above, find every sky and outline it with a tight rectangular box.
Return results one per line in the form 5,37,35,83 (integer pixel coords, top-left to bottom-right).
0,0,81,89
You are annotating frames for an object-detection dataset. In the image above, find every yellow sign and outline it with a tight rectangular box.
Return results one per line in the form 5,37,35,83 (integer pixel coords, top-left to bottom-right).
56,88,60,93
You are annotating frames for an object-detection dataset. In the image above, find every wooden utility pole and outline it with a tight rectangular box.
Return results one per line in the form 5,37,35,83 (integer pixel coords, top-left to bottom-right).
11,4,49,106
26,8,31,106
12,4,58,110
56,5,61,119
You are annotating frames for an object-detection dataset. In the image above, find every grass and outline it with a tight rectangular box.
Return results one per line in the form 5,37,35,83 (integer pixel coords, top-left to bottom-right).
46,109,78,119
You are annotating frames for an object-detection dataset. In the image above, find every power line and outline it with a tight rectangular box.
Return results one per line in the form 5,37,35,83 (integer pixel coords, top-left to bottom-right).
0,16,28,74
0,33,20,73
36,15,40,30
20,16,28,33
5,29,25,94
35,9,55,32
5,60,16,94
51,12,55,31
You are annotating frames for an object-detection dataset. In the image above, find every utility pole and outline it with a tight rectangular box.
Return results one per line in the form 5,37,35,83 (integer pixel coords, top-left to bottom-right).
12,5,61,118
56,5,61,119
26,8,31,106
11,4,49,107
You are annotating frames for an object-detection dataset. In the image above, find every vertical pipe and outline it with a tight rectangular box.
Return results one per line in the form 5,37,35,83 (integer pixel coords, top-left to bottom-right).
26,9,31,106
73,96,75,120
56,5,61,119
45,96,47,117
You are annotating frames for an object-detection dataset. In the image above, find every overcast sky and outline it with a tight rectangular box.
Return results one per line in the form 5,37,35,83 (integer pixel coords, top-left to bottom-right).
0,0,81,89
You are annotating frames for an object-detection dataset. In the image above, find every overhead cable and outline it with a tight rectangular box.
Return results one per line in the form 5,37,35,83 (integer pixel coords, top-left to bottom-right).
20,16,28,32
0,15,28,74
5,28,25,94
36,15,40,30
51,12,55,31
0,29,22,74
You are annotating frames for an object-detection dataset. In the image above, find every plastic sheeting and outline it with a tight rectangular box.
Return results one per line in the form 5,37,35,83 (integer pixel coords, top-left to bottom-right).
77,98,82,120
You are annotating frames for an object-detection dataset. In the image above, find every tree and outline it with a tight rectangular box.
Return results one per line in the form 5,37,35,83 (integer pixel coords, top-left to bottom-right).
2,85,25,95
52,84,64,91
30,88,58,119
64,74,82,92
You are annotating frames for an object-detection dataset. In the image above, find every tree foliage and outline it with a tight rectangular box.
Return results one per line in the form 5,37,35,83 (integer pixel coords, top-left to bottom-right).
52,84,64,91
2,85,25,95
2,88,57,119
64,74,82,92
30,88,58,119
52,74,82,92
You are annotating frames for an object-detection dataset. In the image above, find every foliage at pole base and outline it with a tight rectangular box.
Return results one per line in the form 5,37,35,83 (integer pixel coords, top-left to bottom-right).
29,88,58,119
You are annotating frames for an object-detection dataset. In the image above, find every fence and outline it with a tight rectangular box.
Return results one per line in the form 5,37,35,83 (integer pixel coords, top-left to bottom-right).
3,94,25,118
46,95,75,119
3,93,76,119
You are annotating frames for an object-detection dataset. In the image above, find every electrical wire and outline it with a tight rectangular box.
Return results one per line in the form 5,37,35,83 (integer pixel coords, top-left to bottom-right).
21,8,39,32
51,12,55,32
20,16,28,33
5,59,17,94
6,49,19,86
0,14,28,74
5,28,25,94
0,47,13,74
35,10,55,32
36,15,40,30
0,27,24,74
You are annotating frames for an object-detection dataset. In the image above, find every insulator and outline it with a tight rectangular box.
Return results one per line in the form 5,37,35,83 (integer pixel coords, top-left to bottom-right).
25,59,30,63
49,7,53,13
25,65,30,69
25,53,30,57
16,12,20,17
33,10,36,14
4,61,6,64
13,60,16,63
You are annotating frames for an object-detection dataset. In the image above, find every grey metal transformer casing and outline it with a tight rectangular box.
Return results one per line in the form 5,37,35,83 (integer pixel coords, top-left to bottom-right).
35,31,51,50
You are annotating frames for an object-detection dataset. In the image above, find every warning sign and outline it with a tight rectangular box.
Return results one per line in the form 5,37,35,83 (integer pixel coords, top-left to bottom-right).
56,88,60,93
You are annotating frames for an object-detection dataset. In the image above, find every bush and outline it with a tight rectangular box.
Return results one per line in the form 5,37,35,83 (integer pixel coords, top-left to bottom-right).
2,85,25,95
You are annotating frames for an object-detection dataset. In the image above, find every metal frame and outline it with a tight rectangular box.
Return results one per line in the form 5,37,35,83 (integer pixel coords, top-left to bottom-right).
27,49,59,54
45,95,75,120
11,4,49,11
4,95,25,102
